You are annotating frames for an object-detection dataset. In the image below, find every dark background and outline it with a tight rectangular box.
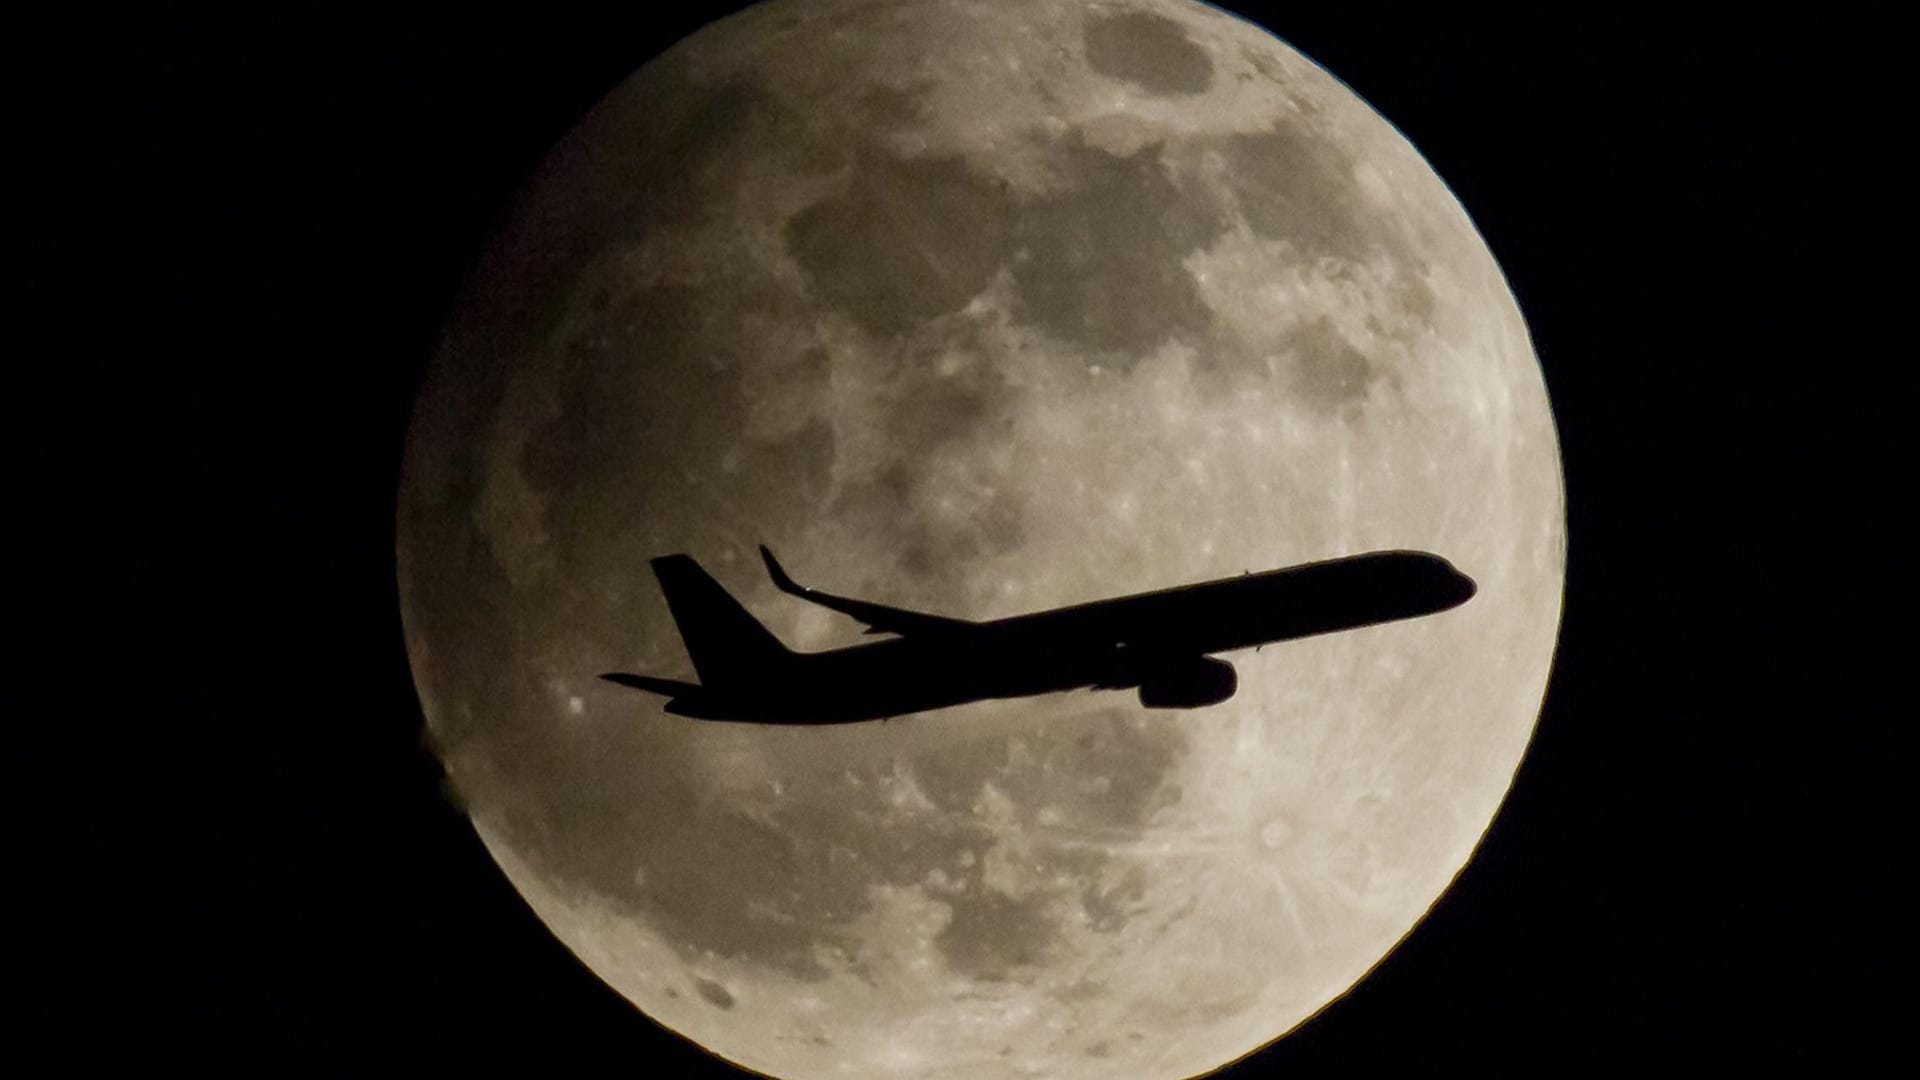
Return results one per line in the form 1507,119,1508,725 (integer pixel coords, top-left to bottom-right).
18,1,1900,1073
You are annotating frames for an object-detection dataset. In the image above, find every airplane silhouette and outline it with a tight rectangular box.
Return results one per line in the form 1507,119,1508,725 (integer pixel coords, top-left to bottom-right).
600,546,1476,724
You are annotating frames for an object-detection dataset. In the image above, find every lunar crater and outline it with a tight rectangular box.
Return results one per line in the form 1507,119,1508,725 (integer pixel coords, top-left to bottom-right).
696,977,739,1009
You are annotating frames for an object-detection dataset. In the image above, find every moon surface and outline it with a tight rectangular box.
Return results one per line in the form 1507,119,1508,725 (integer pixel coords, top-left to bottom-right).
396,0,1564,1076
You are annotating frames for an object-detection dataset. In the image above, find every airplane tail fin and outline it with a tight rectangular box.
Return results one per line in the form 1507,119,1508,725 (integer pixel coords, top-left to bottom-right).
650,554,792,686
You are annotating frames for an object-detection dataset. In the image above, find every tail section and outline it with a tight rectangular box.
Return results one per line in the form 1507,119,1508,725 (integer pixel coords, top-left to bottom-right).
650,554,792,686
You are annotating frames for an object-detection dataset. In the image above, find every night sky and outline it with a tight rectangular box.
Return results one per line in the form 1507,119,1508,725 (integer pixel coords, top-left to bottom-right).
18,2,1900,1073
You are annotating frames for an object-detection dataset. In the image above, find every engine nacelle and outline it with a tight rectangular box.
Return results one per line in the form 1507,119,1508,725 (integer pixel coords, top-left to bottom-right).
1137,656,1238,709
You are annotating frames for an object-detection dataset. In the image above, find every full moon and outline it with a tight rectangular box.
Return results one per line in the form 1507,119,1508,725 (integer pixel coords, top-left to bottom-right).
397,0,1564,1076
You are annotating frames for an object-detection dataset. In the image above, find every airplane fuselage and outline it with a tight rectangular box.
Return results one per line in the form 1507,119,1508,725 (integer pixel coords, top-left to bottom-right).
646,550,1475,724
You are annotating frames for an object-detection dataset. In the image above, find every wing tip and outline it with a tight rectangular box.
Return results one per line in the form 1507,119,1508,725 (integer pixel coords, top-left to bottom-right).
760,544,802,594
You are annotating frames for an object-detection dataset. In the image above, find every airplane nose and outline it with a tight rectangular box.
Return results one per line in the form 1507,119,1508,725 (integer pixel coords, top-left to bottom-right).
1451,569,1478,605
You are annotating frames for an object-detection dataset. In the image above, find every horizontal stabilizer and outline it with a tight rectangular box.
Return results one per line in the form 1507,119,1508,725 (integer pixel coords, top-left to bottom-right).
759,545,974,637
599,672,703,697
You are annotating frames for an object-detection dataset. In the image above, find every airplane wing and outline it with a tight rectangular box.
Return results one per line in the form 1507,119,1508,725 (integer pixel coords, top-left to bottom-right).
759,545,976,637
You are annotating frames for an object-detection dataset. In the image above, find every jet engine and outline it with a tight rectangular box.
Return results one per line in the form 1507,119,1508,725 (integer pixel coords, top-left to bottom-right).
1137,656,1238,709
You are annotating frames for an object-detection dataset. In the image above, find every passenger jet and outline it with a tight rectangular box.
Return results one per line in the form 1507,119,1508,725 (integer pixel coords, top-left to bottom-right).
599,545,1475,724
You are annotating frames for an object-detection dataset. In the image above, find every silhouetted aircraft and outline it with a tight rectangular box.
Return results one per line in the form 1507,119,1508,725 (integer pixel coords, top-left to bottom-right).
601,546,1475,724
